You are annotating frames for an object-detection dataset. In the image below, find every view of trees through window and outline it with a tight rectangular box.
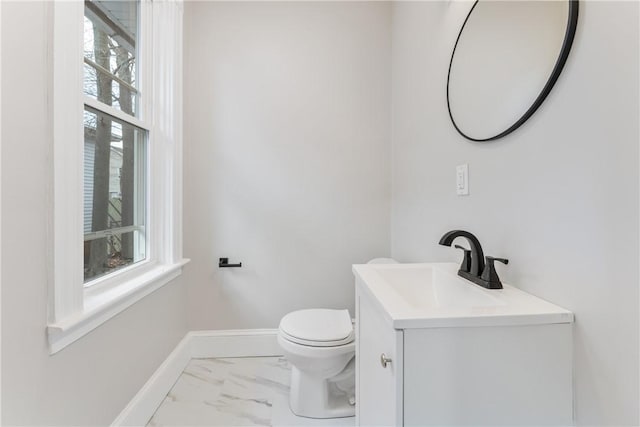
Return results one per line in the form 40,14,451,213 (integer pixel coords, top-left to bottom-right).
83,0,146,283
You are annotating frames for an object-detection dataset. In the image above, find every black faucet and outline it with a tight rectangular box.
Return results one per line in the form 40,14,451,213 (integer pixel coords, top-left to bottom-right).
439,230,508,289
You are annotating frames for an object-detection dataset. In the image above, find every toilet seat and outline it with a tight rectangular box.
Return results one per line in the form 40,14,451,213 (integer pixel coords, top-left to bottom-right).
279,329,354,347
279,309,354,347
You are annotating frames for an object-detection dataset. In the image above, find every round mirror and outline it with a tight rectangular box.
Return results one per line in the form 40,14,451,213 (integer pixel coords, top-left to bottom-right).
447,0,579,142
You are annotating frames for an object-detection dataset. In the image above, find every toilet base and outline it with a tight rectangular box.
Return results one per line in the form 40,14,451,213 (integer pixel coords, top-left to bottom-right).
289,364,355,419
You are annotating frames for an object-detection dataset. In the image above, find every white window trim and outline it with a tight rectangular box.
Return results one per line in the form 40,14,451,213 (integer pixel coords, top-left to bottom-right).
48,0,188,354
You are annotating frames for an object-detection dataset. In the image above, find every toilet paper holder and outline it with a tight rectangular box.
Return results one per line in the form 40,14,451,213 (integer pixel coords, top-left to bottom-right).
219,257,242,268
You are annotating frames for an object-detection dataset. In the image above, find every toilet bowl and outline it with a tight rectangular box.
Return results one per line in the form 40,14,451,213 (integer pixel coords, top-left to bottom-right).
278,308,355,418
278,257,397,419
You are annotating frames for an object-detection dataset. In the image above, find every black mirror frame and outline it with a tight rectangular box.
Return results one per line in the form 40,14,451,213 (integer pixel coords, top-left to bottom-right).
446,0,579,142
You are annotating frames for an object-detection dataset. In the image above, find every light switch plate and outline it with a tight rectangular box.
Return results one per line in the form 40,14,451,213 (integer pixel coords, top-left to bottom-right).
456,164,469,196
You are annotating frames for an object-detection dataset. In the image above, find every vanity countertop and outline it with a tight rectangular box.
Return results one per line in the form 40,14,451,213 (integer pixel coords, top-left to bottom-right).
353,262,573,329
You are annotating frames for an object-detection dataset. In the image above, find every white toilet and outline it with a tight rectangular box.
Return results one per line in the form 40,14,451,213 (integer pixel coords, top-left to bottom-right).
278,257,397,419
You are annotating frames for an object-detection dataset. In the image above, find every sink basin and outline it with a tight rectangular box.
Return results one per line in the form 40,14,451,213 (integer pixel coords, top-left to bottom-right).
353,262,573,329
375,265,505,310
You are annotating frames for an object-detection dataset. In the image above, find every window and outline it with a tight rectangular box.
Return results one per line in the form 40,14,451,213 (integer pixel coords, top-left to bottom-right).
83,0,139,115
83,107,147,282
48,0,187,353
82,1,147,283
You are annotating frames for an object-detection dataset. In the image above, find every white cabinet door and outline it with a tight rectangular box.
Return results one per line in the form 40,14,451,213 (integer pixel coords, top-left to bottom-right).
402,325,573,426
356,287,403,426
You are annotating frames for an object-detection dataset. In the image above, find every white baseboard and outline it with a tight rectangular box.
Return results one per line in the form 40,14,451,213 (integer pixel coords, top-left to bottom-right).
189,328,281,358
111,329,280,426
111,333,192,426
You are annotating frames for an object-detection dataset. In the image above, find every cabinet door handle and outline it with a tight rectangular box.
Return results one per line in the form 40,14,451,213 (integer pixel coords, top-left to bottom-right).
380,353,392,368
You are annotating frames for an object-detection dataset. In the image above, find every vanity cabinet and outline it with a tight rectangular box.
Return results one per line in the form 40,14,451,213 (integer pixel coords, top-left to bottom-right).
355,276,573,426
355,288,404,425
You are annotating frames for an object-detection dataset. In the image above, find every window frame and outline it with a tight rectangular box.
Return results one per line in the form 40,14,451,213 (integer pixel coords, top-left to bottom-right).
48,0,187,354
81,104,149,285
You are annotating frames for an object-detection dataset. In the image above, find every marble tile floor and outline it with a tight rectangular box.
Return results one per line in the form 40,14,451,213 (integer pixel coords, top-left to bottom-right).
147,357,355,427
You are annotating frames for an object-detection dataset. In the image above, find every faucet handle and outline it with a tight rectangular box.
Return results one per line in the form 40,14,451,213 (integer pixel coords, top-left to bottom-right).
454,244,472,273
480,256,509,289
486,256,508,265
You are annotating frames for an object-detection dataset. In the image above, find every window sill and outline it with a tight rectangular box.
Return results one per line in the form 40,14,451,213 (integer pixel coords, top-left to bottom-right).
47,259,190,354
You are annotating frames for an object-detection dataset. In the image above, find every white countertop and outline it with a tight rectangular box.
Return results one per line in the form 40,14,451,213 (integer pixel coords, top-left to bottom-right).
353,262,574,329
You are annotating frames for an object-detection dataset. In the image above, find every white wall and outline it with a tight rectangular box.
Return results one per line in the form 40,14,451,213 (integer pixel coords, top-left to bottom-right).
183,1,391,329
1,2,188,425
390,1,639,425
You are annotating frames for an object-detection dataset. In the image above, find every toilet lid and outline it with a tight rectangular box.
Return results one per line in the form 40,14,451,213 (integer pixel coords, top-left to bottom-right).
279,309,354,346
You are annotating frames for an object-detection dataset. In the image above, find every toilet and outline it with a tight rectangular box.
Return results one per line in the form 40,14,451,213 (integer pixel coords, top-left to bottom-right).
278,257,397,419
